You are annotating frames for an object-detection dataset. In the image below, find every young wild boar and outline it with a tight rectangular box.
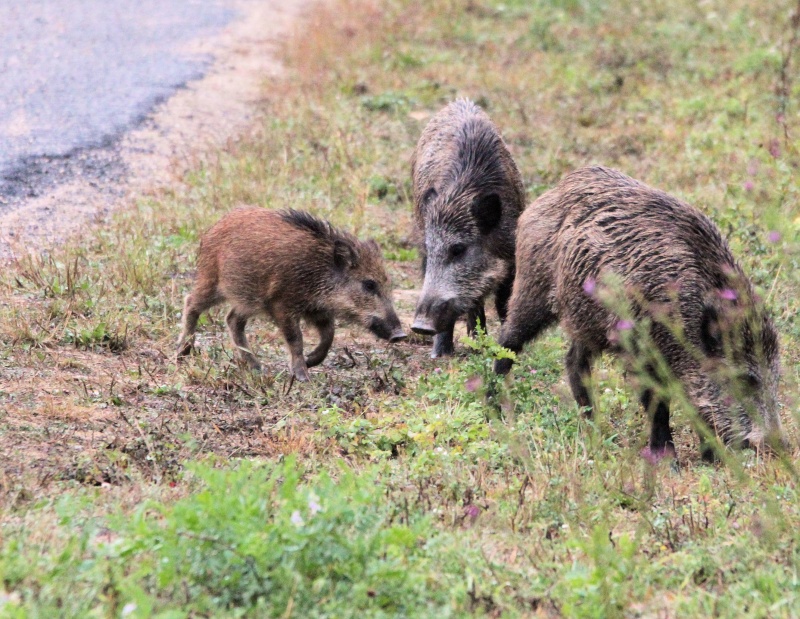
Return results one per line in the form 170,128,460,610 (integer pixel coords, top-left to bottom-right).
495,166,785,460
177,207,406,381
410,98,526,357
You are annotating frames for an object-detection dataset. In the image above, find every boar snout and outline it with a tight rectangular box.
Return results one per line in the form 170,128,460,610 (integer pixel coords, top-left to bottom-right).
369,311,407,342
389,328,408,343
412,296,457,335
411,316,436,336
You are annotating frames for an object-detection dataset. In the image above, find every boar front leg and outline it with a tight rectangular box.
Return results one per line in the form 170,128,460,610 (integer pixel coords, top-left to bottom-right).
466,302,487,336
565,341,594,415
432,326,455,358
640,389,676,463
272,306,310,381
494,270,514,323
226,308,260,371
305,314,335,368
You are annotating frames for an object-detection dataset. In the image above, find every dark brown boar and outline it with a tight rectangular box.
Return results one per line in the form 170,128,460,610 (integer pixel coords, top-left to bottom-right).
410,98,526,357
177,207,406,381
495,166,785,460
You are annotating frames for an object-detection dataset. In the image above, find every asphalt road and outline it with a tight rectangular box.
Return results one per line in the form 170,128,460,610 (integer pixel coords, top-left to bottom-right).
0,0,237,201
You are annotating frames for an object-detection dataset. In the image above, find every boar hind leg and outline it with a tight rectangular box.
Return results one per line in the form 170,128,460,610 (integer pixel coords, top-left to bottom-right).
466,303,487,336
226,308,260,371
272,307,310,381
305,315,335,368
432,327,455,358
640,389,676,463
565,341,594,415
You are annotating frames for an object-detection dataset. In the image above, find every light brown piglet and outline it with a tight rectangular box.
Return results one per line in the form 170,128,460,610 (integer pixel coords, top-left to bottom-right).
177,207,406,380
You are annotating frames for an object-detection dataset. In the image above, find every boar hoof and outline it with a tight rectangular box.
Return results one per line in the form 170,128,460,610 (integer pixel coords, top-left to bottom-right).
640,444,677,465
176,341,194,358
494,358,513,375
293,367,310,382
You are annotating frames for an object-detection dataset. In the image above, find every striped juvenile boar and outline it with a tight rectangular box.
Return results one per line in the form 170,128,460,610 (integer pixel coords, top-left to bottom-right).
410,99,526,357
495,166,785,460
177,207,406,381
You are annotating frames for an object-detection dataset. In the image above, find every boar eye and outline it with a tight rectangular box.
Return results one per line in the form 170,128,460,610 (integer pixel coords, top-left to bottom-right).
448,244,467,261
744,372,761,390
362,279,379,295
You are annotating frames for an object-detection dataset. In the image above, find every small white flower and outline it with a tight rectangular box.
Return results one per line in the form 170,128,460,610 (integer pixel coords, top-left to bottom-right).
0,591,21,607
290,510,304,526
308,492,322,514
122,602,137,617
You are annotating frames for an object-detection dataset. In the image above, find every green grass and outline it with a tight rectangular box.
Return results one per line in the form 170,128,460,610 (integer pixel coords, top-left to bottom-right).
1,0,800,616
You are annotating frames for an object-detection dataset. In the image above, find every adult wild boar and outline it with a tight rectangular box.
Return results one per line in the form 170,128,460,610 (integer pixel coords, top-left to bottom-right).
410,99,526,357
495,166,785,460
177,207,406,381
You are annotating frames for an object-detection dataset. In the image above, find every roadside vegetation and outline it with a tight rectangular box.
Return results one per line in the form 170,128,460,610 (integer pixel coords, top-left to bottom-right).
1,0,800,615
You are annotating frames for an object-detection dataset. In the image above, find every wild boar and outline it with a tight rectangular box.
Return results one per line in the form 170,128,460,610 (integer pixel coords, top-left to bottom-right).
177,207,406,381
410,98,526,357
495,166,784,460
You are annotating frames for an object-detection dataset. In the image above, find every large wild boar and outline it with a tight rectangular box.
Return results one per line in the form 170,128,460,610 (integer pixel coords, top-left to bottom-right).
495,166,785,460
177,207,406,381
410,99,526,357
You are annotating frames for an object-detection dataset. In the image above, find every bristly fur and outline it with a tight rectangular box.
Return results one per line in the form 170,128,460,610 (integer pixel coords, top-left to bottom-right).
498,165,784,455
410,98,527,357
177,206,403,381
412,98,526,241
278,208,355,247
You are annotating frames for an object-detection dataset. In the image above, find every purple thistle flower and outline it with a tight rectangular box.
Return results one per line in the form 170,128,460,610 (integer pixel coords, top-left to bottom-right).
768,139,780,159
583,278,596,295
719,288,737,301
616,319,634,331
768,231,781,243
464,375,483,393
464,504,481,523
744,180,754,191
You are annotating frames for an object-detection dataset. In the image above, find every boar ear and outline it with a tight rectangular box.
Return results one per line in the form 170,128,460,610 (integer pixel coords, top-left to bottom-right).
366,239,381,253
700,303,724,357
333,239,358,270
471,193,502,235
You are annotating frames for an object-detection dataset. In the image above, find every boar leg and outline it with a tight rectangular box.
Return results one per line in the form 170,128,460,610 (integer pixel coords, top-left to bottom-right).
640,389,676,463
565,341,594,415
495,271,514,323
494,303,558,374
305,314,335,368
226,308,261,371
466,302,487,336
177,290,220,357
272,307,310,381
432,327,455,358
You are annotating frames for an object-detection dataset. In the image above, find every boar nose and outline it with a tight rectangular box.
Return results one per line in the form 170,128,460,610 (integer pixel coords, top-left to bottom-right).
412,297,454,334
411,316,436,335
389,328,407,343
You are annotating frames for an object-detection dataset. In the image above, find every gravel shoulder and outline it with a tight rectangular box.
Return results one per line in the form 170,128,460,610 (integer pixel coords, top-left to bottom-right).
0,0,304,258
